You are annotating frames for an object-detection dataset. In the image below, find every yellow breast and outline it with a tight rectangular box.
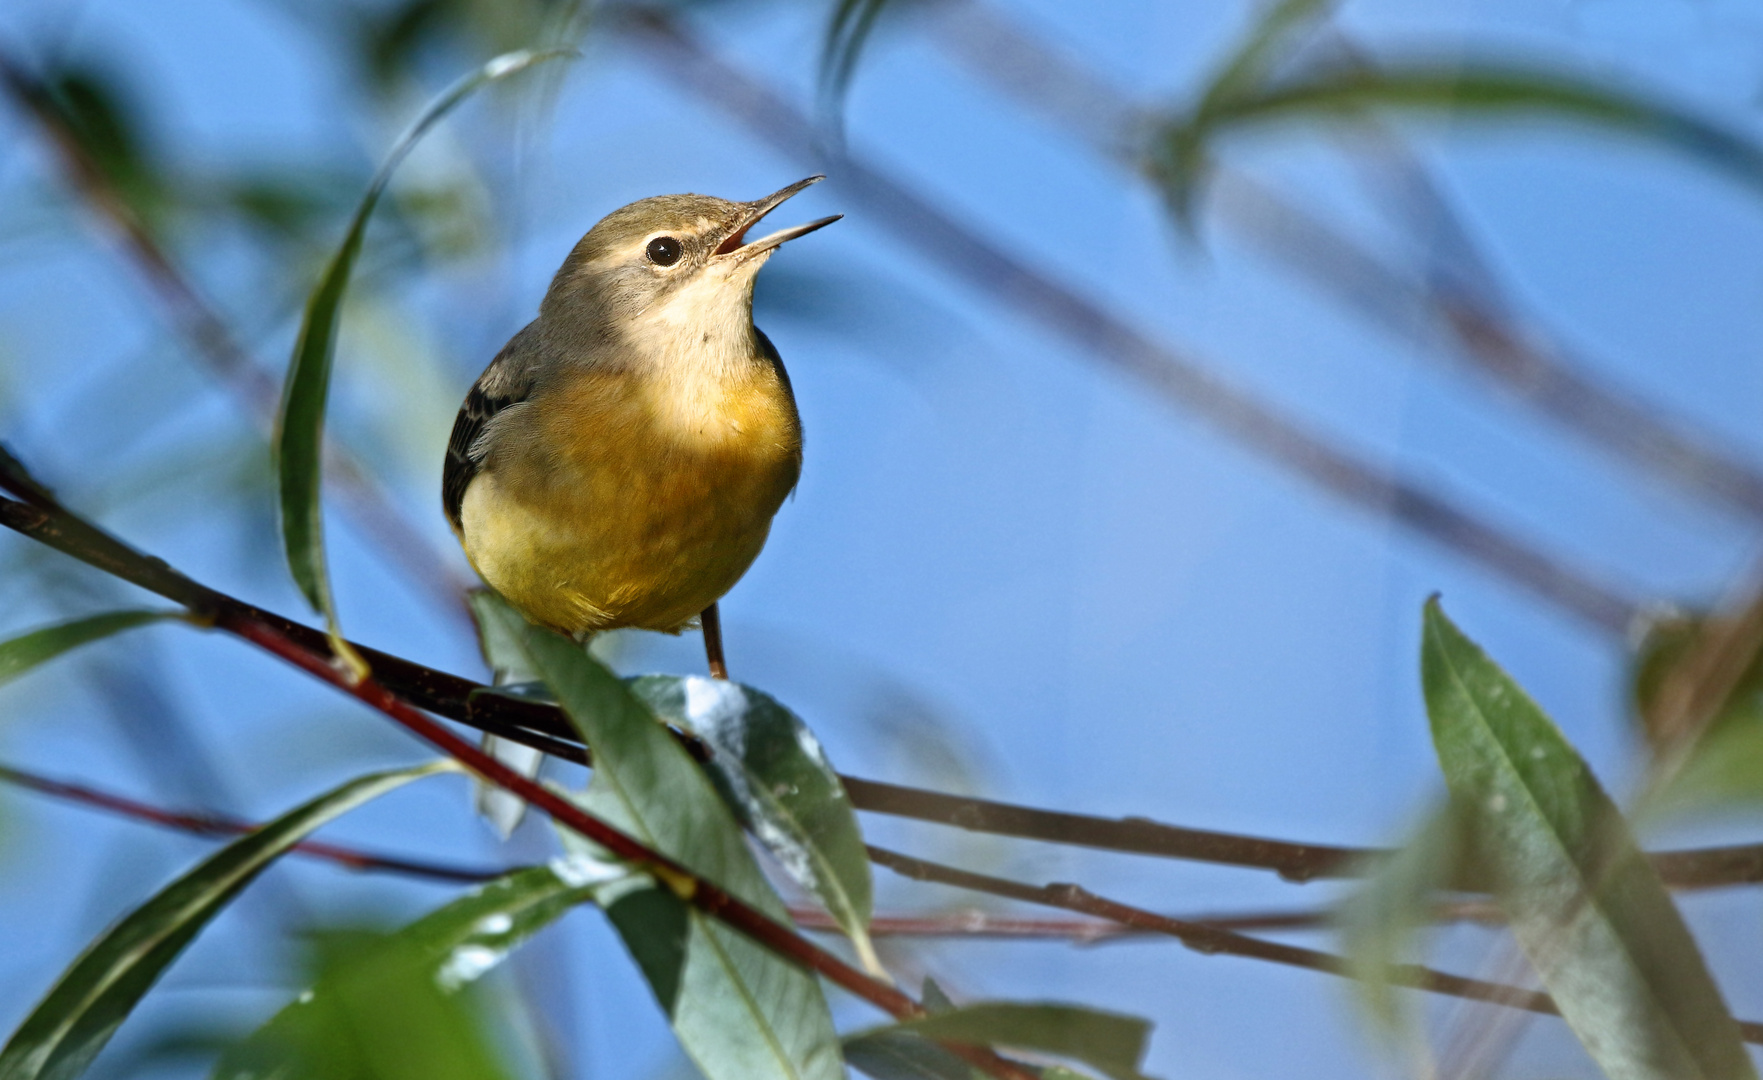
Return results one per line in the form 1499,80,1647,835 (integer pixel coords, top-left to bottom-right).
459,360,801,636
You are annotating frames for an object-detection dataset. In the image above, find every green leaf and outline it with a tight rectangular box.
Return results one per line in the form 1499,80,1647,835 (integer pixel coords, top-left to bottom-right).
817,0,893,126
214,865,592,1079
0,610,189,689
1153,63,1763,223
1421,599,1757,1080
630,675,878,972
275,48,571,675
0,761,453,1080
210,930,513,1080
1334,802,1472,1042
472,594,842,1080
851,1003,1157,1080
841,1031,982,1080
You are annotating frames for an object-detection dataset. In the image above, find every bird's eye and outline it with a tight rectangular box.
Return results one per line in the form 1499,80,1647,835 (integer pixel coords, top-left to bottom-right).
646,236,682,266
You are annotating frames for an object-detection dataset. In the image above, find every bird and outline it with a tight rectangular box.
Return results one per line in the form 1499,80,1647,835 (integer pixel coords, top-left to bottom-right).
444,176,839,681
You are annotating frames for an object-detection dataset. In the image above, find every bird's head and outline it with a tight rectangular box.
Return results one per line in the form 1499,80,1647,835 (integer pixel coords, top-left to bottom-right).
540,176,839,345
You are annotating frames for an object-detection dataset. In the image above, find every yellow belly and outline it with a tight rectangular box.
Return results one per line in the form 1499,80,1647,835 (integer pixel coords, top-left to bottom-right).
459,365,801,636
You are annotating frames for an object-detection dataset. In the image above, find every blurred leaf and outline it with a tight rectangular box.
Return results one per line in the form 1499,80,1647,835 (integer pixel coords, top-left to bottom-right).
0,610,188,689
842,1031,981,1080
851,1004,1154,1080
275,48,570,678
215,865,591,1079
0,762,451,1080
472,593,842,1080
211,930,512,1080
817,0,894,128
631,674,878,973
1629,611,1763,816
920,977,955,1014
1421,599,1756,1080
1334,802,1471,1042
1154,62,1763,225
39,64,165,226
1197,0,1334,116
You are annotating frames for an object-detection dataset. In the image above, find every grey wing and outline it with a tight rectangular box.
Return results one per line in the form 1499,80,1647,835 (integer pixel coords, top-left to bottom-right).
443,337,533,534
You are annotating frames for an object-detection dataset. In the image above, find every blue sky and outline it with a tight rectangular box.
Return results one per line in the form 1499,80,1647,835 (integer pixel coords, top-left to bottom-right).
4,0,1763,1076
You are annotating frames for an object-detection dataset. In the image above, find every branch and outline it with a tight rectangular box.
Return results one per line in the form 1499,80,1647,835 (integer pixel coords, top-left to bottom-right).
864,845,1763,1045
2,460,1762,893
9,757,1406,943
0,47,477,624
0,761,503,884
0,469,1042,1080
929,0,1763,525
605,5,1642,636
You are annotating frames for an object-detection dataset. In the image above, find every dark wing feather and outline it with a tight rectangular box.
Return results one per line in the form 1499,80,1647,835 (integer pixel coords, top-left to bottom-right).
443,341,531,533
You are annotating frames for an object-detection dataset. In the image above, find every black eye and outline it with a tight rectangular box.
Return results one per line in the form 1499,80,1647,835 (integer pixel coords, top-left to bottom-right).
646,236,682,266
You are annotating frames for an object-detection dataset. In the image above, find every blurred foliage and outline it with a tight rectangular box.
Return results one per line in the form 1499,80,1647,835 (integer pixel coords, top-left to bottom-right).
214,929,516,1080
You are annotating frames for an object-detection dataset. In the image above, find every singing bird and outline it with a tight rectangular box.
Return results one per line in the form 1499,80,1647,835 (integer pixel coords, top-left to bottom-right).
444,177,839,678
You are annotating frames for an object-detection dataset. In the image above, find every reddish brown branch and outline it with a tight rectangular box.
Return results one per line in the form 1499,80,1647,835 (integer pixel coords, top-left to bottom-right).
2,472,1763,893
864,845,1763,1045
0,761,502,884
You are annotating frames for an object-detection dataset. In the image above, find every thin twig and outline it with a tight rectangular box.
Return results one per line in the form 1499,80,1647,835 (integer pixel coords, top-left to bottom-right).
0,761,503,884
604,5,1643,636
2,463,1762,890
0,46,477,624
865,844,1763,1046
8,757,1415,941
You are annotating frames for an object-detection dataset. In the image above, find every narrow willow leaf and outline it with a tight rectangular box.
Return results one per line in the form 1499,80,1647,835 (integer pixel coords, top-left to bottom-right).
471,594,841,1080
0,610,188,689
817,0,892,124
213,865,592,1079
852,1003,1157,1080
1421,599,1756,1080
630,675,878,972
275,48,570,677
0,761,452,1080
1159,0,1334,225
1155,63,1763,223
1335,802,1470,1043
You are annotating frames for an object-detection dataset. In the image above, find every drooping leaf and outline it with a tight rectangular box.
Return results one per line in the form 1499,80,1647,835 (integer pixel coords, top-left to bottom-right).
1334,801,1472,1041
1421,599,1756,1080
210,930,513,1080
275,48,570,679
1154,62,1763,225
471,594,842,1080
817,0,894,128
0,761,453,1080
0,610,189,689
467,590,551,836
630,674,878,972
213,864,592,1079
851,1003,1156,1080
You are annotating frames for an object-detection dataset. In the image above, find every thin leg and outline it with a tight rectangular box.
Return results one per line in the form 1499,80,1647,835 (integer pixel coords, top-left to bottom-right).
701,602,729,680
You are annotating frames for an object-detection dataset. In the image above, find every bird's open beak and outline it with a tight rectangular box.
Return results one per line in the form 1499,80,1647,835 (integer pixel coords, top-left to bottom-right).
713,175,841,260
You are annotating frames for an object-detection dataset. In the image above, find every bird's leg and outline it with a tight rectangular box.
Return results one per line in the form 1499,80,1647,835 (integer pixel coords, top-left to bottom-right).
701,602,729,680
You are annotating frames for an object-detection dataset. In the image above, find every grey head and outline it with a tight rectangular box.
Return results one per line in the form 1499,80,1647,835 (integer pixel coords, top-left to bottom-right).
538,176,839,346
